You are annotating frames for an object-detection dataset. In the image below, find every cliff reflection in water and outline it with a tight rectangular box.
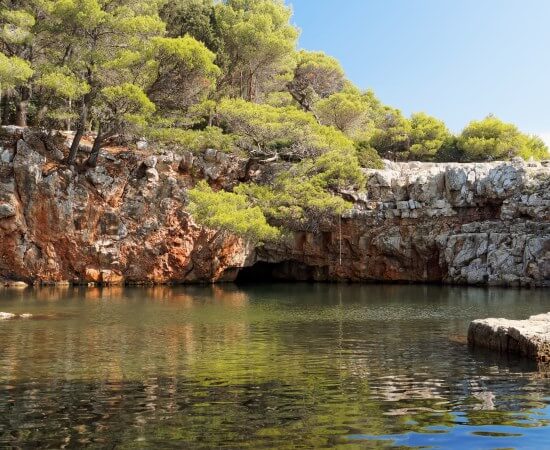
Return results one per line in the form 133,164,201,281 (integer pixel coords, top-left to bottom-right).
0,284,550,448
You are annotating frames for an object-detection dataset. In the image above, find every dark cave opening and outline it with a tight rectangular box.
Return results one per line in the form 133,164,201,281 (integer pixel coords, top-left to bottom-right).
235,260,329,283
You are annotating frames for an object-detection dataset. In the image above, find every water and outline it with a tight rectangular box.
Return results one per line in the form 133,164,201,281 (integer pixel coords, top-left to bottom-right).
0,284,549,449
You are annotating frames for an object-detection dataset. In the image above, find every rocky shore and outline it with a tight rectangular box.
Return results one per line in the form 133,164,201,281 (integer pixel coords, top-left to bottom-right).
468,313,550,361
0,129,549,286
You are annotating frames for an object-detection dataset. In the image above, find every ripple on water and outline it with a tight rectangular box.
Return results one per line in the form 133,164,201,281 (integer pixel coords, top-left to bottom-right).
0,284,550,448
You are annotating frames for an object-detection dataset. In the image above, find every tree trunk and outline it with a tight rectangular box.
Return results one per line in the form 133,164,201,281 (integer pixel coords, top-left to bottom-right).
67,98,72,132
248,72,254,102
2,89,13,125
0,89,9,125
87,126,104,167
15,86,31,127
36,105,48,125
15,100,28,127
66,94,90,165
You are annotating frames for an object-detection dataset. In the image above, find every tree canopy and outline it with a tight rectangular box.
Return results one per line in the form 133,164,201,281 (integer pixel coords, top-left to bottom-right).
0,0,548,241
287,50,345,112
457,115,546,161
188,180,280,243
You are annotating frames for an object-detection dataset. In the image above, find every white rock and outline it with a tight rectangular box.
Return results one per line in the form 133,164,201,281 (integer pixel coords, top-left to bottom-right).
145,167,159,183
468,313,550,361
0,147,14,163
204,148,217,162
136,139,148,150
143,155,157,168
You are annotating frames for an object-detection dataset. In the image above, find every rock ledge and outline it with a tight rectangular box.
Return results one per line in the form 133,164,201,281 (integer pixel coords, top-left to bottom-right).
468,313,550,361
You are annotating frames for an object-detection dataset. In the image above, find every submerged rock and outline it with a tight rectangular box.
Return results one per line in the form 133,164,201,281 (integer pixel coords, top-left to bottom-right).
468,313,550,361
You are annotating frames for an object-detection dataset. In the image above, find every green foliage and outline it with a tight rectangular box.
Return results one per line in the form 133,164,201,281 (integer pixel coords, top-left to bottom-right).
434,136,465,162
36,71,90,99
160,0,222,52
189,145,362,235
369,108,412,159
355,141,384,169
307,147,365,190
313,88,393,143
236,148,361,232
97,83,155,133
287,50,345,111
0,0,544,173
457,115,549,161
147,126,237,153
520,135,549,160
315,92,366,135
0,8,35,46
215,0,299,100
236,177,351,233
1,9,35,29
147,36,220,113
188,180,280,243
409,112,451,160
0,52,33,88
33,69,90,128
216,98,354,158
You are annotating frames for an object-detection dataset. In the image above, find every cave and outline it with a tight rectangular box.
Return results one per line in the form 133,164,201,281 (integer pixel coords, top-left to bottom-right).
235,260,329,283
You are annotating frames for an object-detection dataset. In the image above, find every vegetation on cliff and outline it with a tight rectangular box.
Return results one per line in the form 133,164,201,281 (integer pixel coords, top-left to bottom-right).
1,0,548,242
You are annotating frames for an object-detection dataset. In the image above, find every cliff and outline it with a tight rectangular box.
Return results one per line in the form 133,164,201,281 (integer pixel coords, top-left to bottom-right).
0,130,549,286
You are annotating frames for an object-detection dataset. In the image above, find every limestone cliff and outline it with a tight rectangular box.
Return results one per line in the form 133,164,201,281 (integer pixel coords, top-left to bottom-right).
0,130,548,286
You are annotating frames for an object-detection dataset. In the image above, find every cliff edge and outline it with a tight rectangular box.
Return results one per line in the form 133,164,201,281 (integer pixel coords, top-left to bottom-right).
0,130,548,286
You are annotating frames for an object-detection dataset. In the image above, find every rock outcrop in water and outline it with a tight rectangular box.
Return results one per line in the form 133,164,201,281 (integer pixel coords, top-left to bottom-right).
468,313,550,361
0,129,549,286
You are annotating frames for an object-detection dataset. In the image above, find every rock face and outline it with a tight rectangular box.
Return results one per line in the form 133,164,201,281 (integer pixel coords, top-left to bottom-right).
0,131,549,286
468,313,550,361
0,133,252,285
255,160,550,286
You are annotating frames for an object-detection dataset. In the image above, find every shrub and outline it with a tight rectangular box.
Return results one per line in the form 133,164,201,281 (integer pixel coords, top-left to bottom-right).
216,98,354,158
188,181,280,243
355,141,384,169
457,116,549,161
147,126,237,153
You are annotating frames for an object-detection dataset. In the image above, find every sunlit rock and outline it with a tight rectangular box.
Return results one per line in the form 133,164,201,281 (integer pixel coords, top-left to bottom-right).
468,313,550,361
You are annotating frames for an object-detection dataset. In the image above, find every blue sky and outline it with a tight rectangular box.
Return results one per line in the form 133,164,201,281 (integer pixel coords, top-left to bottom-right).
289,0,550,144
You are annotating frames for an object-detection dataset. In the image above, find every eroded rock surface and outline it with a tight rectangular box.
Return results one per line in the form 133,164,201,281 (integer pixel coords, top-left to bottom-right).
468,313,550,361
0,133,252,285
0,130,548,286
258,160,550,286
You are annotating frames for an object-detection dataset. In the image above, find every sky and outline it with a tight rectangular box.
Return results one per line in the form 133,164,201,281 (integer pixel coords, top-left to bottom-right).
289,0,550,144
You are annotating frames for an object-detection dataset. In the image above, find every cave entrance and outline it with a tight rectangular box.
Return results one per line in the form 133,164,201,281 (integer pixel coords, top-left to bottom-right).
235,260,328,283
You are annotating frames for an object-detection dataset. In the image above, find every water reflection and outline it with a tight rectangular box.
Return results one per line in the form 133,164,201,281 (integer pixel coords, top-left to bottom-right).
0,284,549,448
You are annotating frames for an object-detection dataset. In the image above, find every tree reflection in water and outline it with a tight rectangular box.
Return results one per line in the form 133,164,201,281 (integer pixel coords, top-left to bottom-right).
0,283,549,448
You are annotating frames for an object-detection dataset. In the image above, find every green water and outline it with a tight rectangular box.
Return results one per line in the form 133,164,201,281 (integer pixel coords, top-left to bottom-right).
0,284,549,448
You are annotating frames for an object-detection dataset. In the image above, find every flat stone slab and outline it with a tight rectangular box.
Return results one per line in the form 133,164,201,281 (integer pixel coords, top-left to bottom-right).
468,313,550,362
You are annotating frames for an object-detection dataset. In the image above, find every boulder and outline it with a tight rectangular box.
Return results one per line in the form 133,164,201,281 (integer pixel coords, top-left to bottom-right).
136,139,148,150
0,203,16,219
145,167,159,183
143,155,157,168
0,147,14,163
468,313,550,361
